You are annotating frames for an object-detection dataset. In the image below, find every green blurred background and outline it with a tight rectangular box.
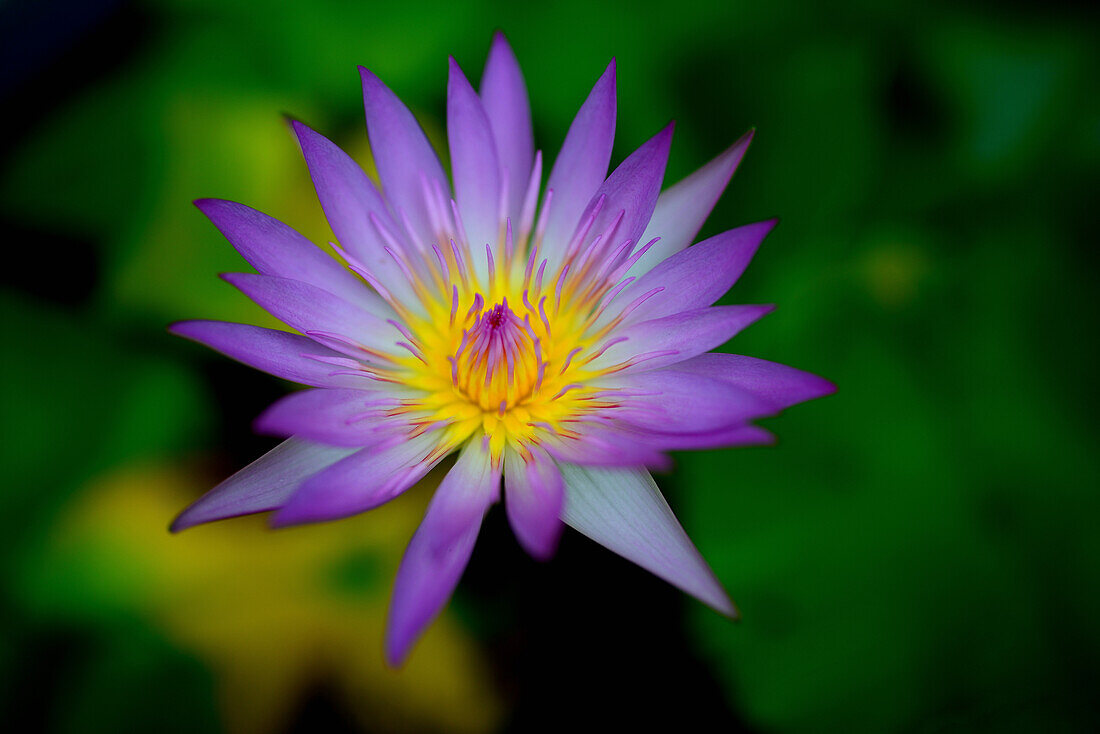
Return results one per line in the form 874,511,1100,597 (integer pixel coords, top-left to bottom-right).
2,0,1098,731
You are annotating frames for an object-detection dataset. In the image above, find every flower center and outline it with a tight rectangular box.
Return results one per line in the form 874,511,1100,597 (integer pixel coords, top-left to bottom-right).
450,299,544,412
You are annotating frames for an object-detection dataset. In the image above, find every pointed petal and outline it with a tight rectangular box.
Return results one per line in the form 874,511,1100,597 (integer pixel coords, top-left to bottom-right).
221,273,401,358
632,130,754,276
597,369,775,433
575,122,673,262
170,438,356,531
385,439,501,666
254,388,409,446
193,199,383,313
270,431,443,527
359,67,449,248
624,219,776,322
590,304,775,373
541,60,616,257
504,445,564,561
667,353,837,411
648,423,776,450
558,463,736,617
290,121,417,303
448,57,500,257
479,31,533,221
168,320,369,388
541,424,672,470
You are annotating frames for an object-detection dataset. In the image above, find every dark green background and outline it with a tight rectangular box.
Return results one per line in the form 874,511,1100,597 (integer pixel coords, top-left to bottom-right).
2,0,1098,731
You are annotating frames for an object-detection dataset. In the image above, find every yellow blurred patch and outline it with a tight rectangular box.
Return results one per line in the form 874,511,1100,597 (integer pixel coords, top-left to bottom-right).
42,459,503,734
861,241,930,308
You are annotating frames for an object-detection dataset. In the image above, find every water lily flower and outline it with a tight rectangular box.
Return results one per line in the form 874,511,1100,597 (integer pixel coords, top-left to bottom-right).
170,33,834,666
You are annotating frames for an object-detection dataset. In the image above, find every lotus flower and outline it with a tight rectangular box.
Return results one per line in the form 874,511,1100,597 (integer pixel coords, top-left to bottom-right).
170,33,834,666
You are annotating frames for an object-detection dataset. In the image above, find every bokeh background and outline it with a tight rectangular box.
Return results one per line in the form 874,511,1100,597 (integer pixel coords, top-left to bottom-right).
2,0,1098,731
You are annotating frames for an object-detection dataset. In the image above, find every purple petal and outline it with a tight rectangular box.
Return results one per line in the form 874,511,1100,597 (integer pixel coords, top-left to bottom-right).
168,320,369,388
572,122,673,267
193,198,384,314
290,121,417,304
590,304,775,374
448,57,501,258
359,67,449,248
541,60,616,258
648,423,776,450
541,424,672,470
270,431,443,527
632,130,754,276
667,353,837,411
221,273,401,358
504,445,564,561
170,438,356,532
385,440,501,666
559,463,736,617
623,220,776,322
254,388,408,447
479,32,534,221
597,369,775,433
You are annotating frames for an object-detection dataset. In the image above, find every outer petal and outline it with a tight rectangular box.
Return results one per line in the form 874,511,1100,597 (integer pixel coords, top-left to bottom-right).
589,304,775,373
558,463,736,617
479,32,533,221
170,438,356,532
541,60,616,258
504,445,564,561
623,219,776,323
574,122,673,265
648,423,776,450
597,369,775,433
193,198,384,314
541,424,673,470
168,320,370,388
385,439,501,666
254,388,410,447
632,130,754,276
448,57,501,260
359,67,449,249
290,121,418,307
221,273,401,358
665,353,837,411
270,431,443,527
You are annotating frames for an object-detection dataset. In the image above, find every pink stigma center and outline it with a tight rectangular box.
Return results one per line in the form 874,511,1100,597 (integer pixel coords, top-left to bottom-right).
450,298,545,412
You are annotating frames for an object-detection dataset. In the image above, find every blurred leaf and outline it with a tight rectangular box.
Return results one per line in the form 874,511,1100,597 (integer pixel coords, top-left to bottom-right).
17,460,504,734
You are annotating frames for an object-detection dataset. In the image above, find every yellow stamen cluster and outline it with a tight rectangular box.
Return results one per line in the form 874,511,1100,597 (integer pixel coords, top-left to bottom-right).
337,199,653,463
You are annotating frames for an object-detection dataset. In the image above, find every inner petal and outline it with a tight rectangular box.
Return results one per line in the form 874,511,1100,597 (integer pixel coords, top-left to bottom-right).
451,299,543,411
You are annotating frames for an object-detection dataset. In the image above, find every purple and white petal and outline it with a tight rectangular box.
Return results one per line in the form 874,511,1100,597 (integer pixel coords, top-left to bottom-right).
572,122,673,268
589,304,775,374
671,353,837,411
558,463,736,617
632,130,754,276
193,198,384,314
168,320,371,388
540,61,616,260
254,388,410,447
290,121,419,308
359,67,450,249
221,273,403,358
622,220,776,323
171,438,357,532
479,32,534,221
448,58,501,267
385,440,501,666
270,431,444,527
647,423,776,450
541,424,673,471
504,445,564,561
596,369,775,433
